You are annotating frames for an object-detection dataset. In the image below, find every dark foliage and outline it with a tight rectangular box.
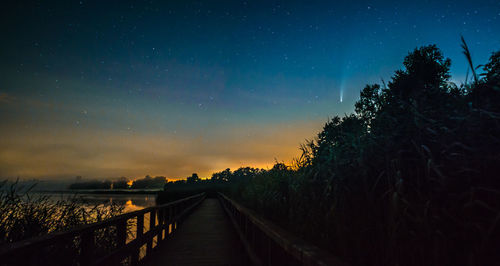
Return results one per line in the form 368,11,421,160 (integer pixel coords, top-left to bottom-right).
232,44,500,266
130,175,166,189
156,168,262,203
154,43,499,266
112,177,130,189
68,180,112,190
0,180,125,265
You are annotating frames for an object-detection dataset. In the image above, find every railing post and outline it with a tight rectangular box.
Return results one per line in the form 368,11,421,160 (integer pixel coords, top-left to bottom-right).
164,208,168,238
158,209,164,244
117,219,127,248
147,210,156,255
251,220,256,255
245,215,249,239
80,231,94,266
168,206,173,235
132,214,144,265
115,219,127,264
267,237,271,266
173,205,177,231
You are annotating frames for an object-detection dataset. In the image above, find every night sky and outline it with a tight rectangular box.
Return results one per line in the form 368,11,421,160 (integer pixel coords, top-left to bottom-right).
1,0,499,180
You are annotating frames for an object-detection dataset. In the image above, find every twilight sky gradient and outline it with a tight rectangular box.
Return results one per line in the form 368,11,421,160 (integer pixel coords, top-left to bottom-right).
1,0,499,180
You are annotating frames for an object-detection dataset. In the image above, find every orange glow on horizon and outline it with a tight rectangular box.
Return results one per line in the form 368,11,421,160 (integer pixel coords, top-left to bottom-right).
0,120,323,180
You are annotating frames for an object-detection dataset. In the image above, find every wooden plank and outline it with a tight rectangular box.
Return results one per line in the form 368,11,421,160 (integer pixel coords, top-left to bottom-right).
92,195,206,266
143,198,246,266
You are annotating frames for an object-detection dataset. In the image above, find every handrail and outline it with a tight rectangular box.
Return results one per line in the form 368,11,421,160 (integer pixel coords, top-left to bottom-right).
218,193,347,266
0,192,206,266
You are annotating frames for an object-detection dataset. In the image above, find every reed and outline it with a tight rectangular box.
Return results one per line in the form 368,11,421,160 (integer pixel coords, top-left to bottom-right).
232,43,500,266
0,180,126,265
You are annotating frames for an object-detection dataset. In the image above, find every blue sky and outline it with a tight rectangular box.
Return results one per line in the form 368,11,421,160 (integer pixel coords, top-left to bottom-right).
1,0,499,179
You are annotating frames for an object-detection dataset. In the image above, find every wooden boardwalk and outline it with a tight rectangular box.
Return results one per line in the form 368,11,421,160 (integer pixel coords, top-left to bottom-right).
0,193,344,266
143,198,247,266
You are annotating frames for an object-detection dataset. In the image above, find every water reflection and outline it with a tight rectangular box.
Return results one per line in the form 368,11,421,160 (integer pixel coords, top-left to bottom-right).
123,198,153,212
37,193,157,212
83,194,156,212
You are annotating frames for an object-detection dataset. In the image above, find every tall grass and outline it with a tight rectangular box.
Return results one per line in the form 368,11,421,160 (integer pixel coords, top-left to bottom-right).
0,180,125,265
231,44,500,266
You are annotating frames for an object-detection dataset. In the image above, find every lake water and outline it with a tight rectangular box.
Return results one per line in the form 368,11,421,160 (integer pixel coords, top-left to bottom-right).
25,192,160,259
36,193,158,212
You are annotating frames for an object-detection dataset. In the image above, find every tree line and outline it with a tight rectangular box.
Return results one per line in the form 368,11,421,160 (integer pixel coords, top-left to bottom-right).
68,175,166,190
159,41,500,266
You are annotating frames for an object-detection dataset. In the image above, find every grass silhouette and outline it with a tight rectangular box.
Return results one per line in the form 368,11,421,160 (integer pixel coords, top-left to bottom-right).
158,41,500,266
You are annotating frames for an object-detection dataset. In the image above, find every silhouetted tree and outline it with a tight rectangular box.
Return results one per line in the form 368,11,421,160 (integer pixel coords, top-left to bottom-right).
69,180,111,190
185,173,200,184
234,43,500,266
211,168,231,182
112,177,129,189
131,175,166,189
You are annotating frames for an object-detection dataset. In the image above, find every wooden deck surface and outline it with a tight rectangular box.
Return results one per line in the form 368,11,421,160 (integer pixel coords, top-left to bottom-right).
143,198,247,266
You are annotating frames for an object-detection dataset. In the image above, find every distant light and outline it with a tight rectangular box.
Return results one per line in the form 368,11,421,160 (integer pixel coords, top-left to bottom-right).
340,89,343,103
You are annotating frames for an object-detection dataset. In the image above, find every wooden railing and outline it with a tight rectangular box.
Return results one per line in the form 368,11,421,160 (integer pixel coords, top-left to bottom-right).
0,193,206,266
218,193,347,266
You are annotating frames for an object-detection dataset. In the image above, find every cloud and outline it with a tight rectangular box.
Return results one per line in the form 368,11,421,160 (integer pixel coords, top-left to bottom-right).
0,75,330,181
0,92,15,103
0,120,323,180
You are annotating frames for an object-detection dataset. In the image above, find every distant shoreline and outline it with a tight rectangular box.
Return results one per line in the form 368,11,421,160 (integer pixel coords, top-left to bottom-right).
34,189,162,195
